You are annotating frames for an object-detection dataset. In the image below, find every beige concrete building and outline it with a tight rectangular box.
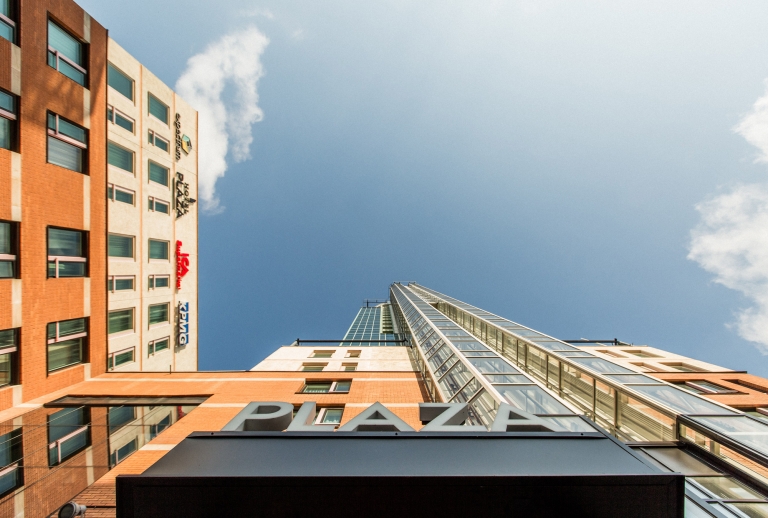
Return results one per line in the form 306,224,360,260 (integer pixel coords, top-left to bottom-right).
105,40,198,372
575,344,731,374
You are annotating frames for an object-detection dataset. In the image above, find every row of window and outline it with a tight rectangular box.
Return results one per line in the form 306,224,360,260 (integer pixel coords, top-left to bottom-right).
302,363,358,372
109,234,171,261
108,275,170,293
0,221,174,279
109,142,174,178
109,184,171,213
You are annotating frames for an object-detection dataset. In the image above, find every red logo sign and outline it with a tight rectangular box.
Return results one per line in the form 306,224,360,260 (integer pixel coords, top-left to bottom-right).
176,240,190,290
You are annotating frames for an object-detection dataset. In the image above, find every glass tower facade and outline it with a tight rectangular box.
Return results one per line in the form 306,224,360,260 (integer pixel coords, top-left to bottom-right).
390,283,768,516
340,303,402,346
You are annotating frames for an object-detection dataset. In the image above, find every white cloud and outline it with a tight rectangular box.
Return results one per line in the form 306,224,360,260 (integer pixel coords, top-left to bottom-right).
176,27,269,212
688,83,768,353
734,80,768,163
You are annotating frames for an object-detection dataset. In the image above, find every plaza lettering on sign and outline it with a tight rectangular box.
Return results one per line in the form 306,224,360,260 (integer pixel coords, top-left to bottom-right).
176,240,189,290
177,302,190,347
175,171,196,218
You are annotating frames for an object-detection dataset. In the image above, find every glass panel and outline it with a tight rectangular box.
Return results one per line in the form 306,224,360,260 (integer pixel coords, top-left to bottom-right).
462,351,498,357
57,118,86,143
48,21,83,66
0,4,13,43
148,94,169,123
48,338,83,371
108,234,133,258
55,261,86,277
629,385,735,415
0,222,9,256
683,498,713,518
548,356,560,389
0,261,13,278
691,476,765,500
303,382,331,393
427,344,452,369
561,364,594,415
604,374,663,384
496,385,572,414
48,228,83,256
114,112,134,133
49,408,86,442
107,63,133,100
0,329,14,349
467,357,519,374
114,349,135,366
321,409,343,424
451,378,482,403
48,136,83,172
56,55,86,85
487,374,530,384
58,318,86,337
569,357,634,374
689,416,768,456
595,379,615,430
0,117,11,151
334,381,351,392
618,393,675,441
726,503,768,518
557,351,596,357
154,136,169,152
529,340,575,352
153,339,169,353
148,240,169,260
434,355,459,378
438,361,473,399
453,341,488,352
154,276,170,288
149,162,169,186
114,188,134,204
468,390,497,427
302,365,324,372
527,347,547,382
108,141,134,172
689,381,734,394
108,406,136,434
108,309,134,334
0,353,12,387
154,200,169,214
148,304,169,325
58,427,88,461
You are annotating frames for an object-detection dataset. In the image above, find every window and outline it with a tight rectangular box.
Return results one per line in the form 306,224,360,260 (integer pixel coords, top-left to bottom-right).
149,413,171,439
108,406,136,434
107,275,134,292
149,161,169,187
47,317,86,372
148,94,169,124
107,184,135,205
107,63,133,100
622,349,660,358
0,428,23,497
148,130,170,152
311,350,334,358
301,381,351,393
148,197,170,214
0,0,16,43
315,408,344,425
47,113,87,173
148,303,169,326
0,89,17,151
0,221,18,278
301,363,326,372
148,239,169,260
110,437,138,468
0,328,18,387
48,407,89,467
346,350,361,358
148,337,170,355
47,20,86,86
597,349,625,358
107,347,135,370
148,275,170,289
342,363,357,372
107,105,134,133
672,381,741,395
47,227,87,278
108,234,134,259
108,141,134,173
108,308,134,335
662,363,702,373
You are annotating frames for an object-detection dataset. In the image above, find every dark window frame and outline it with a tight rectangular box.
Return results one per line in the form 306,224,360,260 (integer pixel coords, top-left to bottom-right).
0,88,18,152
46,317,88,373
0,220,19,279
0,0,17,45
0,427,23,497
46,112,88,174
46,226,88,278
0,327,20,387
47,17,88,87
47,407,91,467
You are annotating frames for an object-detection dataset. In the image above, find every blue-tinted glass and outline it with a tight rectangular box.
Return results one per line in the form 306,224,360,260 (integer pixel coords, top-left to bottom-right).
107,63,133,100
148,95,168,123
0,90,13,113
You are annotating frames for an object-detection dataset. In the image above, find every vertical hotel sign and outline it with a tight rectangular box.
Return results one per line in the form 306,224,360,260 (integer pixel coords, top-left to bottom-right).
174,113,196,218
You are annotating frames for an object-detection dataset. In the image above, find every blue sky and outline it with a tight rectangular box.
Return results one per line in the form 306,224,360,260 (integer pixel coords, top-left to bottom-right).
80,1,768,375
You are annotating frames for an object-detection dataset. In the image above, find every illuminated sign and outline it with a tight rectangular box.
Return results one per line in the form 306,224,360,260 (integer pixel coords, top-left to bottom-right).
176,240,189,290
223,401,568,433
177,302,190,347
